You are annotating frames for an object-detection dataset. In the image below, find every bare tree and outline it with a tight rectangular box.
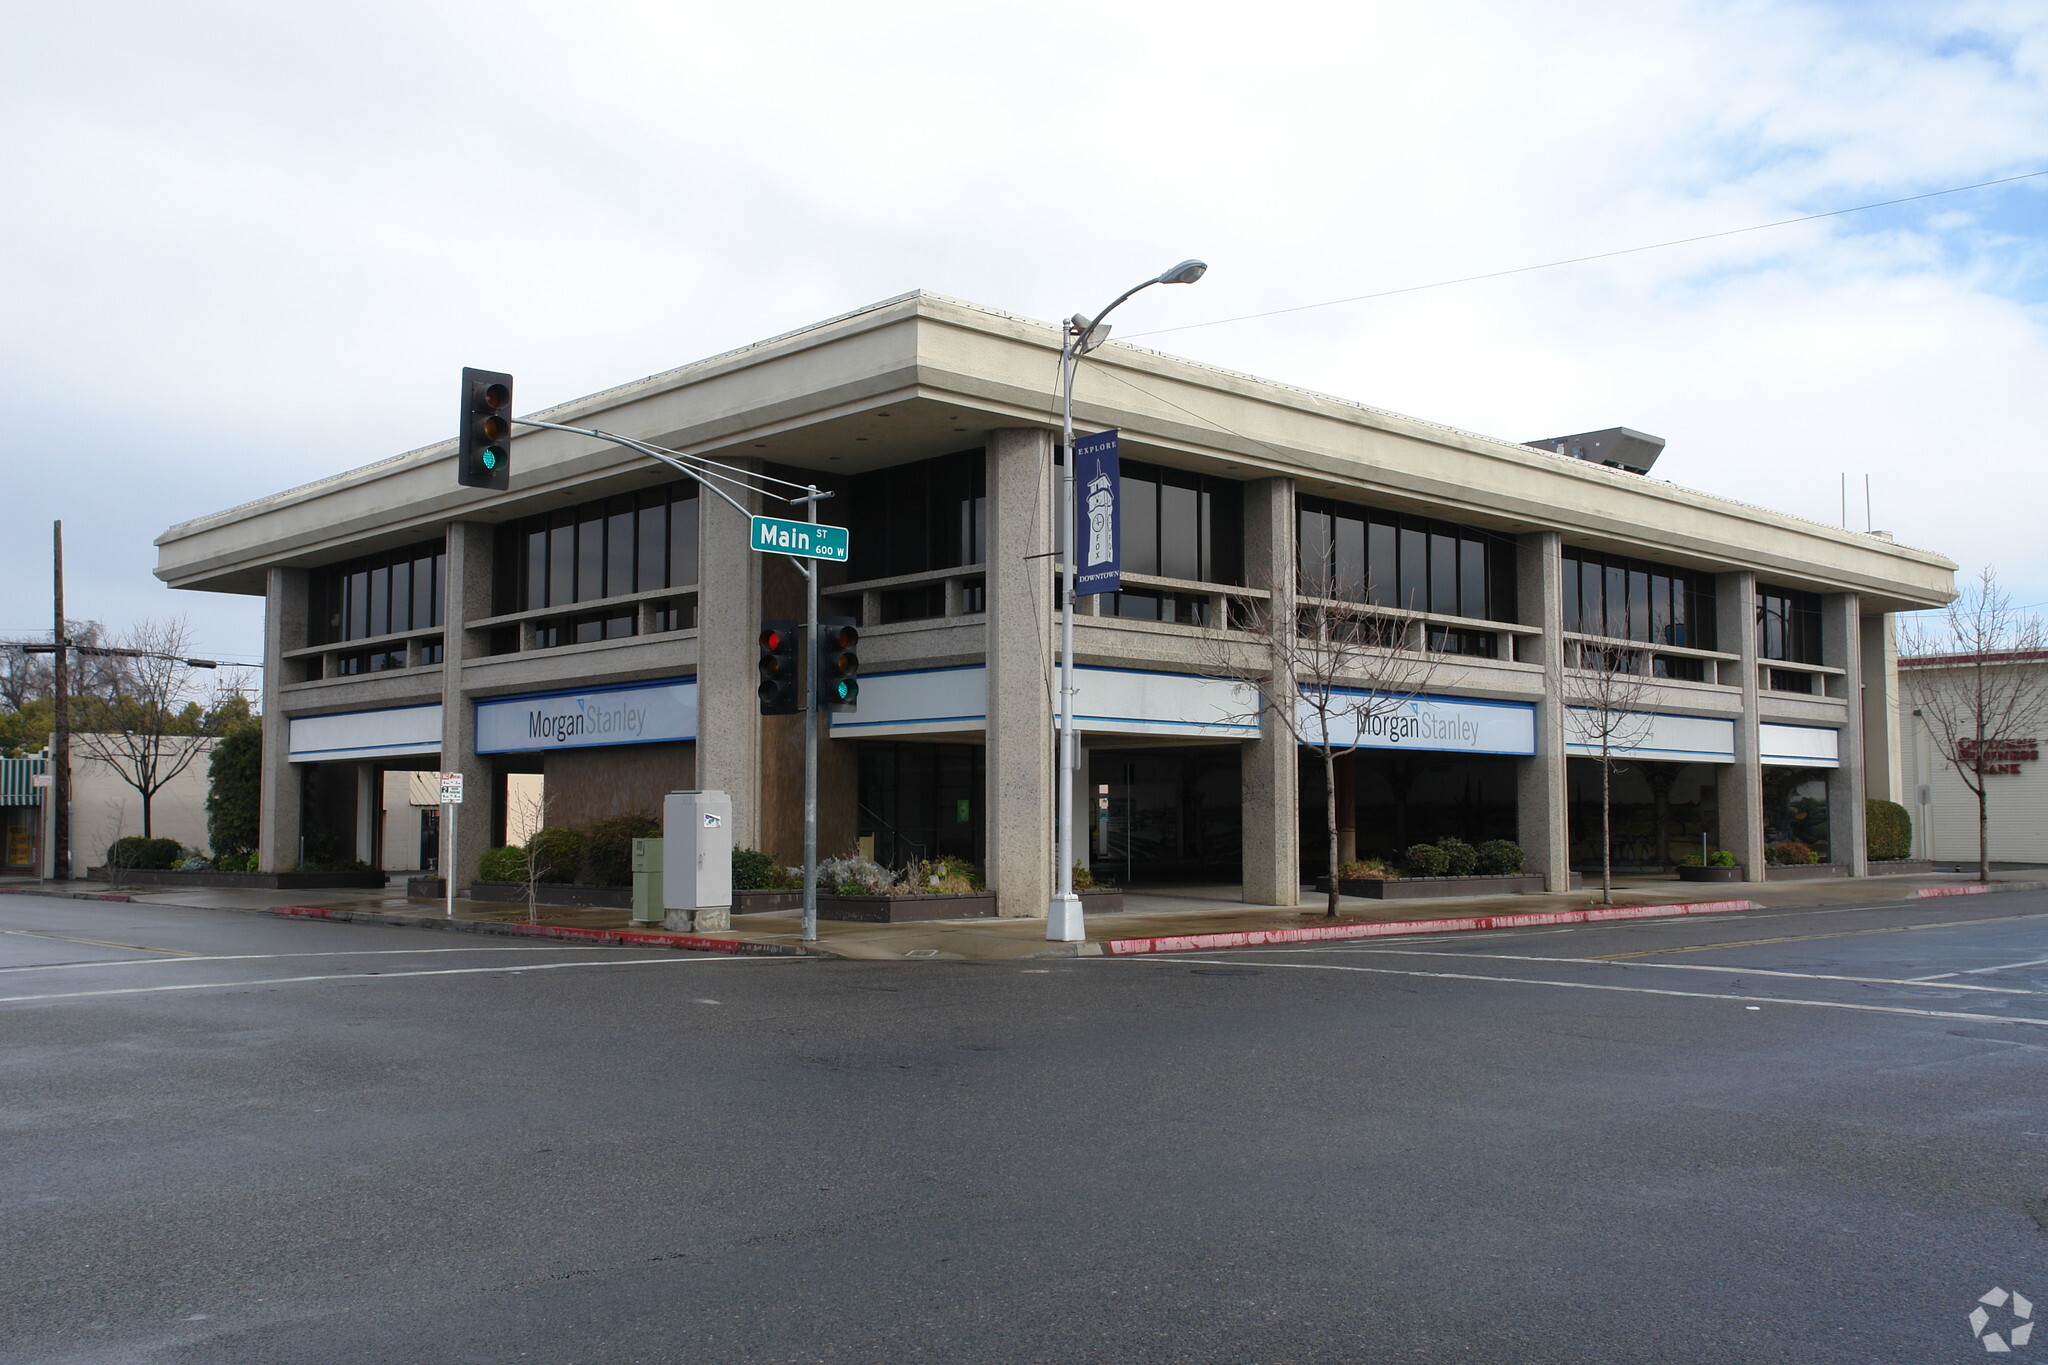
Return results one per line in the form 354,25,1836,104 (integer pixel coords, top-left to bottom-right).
1562,641,1656,905
512,785,552,925
1207,580,1453,916
70,617,224,840
1899,568,2048,882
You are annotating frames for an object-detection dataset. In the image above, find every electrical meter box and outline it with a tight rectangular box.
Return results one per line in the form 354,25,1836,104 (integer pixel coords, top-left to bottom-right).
662,790,733,928
630,838,663,925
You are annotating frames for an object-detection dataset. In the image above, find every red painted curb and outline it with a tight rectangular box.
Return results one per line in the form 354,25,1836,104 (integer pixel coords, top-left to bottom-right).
1100,898,1762,956
266,904,795,955
1914,881,2048,899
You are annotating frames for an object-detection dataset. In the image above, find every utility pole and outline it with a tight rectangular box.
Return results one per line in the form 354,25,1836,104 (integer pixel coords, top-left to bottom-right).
50,520,70,881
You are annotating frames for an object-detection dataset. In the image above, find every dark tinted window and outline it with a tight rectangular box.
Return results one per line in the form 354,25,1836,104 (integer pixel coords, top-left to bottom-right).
1757,585,1822,663
1299,496,1513,622
1562,547,1717,650
846,450,984,581
309,539,447,645
496,481,700,613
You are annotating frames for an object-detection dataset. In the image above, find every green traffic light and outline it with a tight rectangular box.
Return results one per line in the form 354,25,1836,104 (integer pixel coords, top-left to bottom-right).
481,449,499,471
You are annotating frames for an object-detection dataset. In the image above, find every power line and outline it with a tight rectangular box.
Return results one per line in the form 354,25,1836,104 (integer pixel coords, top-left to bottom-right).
1127,168,2048,341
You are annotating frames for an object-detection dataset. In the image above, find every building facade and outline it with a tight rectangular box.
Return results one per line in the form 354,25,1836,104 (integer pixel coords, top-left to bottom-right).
1898,650,2048,865
155,293,1957,911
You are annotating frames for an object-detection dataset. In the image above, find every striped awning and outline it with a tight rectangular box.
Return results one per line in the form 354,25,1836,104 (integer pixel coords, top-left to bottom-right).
1,757,47,806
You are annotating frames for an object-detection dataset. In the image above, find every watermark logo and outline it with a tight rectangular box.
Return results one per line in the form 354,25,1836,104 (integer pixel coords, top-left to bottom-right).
1969,1287,2033,1354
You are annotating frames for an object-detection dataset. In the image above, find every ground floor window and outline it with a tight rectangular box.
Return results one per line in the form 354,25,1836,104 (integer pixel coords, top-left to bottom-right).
1090,746,1241,884
858,742,984,868
1305,751,1520,868
1567,759,1720,871
1763,766,1830,863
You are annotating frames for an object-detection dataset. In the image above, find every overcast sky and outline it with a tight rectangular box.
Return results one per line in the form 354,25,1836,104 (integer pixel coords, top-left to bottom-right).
4,0,2044,665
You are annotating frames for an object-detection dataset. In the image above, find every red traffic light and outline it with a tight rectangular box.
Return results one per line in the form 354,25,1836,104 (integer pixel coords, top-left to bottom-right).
759,627,785,652
483,383,510,410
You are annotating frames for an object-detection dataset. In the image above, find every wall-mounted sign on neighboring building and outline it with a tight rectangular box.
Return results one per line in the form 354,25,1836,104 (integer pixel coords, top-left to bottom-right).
1073,429,1120,597
749,515,848,563
476,677,699,755
1959,737,2038,775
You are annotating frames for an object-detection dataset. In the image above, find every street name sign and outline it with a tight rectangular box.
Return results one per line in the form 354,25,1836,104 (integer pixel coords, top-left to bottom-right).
750,516,848,562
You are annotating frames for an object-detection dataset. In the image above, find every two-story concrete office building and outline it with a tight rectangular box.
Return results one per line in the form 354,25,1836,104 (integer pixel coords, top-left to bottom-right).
155,292,1956,914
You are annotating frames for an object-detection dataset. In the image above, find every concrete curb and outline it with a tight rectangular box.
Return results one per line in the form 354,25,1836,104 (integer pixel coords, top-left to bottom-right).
265,904,816,956
1913,880,2048,899
0,886,136,903
1099,898,1764,956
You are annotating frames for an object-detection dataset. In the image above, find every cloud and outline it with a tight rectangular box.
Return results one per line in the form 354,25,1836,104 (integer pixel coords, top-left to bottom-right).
3,0,2046,657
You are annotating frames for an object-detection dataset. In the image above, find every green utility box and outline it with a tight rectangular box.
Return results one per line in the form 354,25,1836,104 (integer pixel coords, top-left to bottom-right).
631,838,664,925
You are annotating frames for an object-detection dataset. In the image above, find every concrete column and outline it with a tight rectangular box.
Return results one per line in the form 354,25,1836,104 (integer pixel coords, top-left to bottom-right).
1515,531,1570,891
257,566,307,872
694,471,765,851
1824,592,1868,874
440,521,494,889
984,428,1055,916
1860,611,1903,803
1240,476,1299,907
354,764,378,866
1715,571,1765,877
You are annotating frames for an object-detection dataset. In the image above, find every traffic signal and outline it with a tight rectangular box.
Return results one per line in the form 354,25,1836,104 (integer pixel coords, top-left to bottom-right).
757,620,800,716
457,367,514,490
817,617,859,712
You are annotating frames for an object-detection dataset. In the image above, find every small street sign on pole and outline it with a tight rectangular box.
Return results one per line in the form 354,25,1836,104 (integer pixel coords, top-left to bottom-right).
439,772,463,918
749,515,848,563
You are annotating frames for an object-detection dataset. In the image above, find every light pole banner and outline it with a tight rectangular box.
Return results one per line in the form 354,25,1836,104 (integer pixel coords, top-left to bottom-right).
1073,428,1120,597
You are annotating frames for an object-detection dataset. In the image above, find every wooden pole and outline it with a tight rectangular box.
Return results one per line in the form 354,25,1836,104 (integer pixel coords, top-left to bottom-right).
51,520,71,881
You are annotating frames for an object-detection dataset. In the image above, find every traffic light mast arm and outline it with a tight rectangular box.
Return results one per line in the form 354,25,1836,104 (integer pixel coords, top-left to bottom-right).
507,416,824,524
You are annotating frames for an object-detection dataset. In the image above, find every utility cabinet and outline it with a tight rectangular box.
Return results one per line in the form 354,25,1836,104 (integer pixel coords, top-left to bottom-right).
630,838,663,926
661,790,733,932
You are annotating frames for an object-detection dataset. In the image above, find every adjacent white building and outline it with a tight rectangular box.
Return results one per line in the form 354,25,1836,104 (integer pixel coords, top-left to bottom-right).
1899,649,2048,865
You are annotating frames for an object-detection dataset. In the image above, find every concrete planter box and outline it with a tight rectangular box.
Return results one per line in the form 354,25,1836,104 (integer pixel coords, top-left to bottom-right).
1763,863,1848,881
818,891,998,923
1676,865,1748,883
467,881,633,909
1316,873,1555,899
1868,859,1934,876
407,876,446,899
89,867,387,891
735,889,803,914
1078,890,1123,913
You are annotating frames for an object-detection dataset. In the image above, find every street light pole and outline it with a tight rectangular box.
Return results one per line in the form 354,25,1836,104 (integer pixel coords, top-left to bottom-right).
1047,260,1207,942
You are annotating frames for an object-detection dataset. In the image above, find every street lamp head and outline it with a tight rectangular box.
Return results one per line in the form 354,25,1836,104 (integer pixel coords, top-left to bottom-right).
1155,259,1208,285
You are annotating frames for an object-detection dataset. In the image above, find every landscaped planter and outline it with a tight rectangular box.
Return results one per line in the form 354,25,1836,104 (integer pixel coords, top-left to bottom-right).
1676,865,1748,883
1868,859,1934,876
1763,863,1848,881
1315,873,1559,899
88,867,388,890
467,881,632,909
818,891,998,923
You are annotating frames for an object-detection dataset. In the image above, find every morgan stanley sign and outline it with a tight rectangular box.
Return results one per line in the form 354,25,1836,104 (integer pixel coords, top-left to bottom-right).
1074,429,1121,597
475,678,699,754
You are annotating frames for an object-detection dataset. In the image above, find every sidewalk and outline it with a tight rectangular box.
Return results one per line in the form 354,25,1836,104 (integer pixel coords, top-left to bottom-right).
5,870,2044,961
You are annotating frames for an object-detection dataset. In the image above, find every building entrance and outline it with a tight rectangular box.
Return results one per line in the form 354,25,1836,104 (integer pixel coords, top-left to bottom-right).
1088,746,1241,885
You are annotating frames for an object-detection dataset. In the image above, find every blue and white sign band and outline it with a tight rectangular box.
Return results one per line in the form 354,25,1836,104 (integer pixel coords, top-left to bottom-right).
1073,428,1120,597
1300,690,1538,756
476,678,698,754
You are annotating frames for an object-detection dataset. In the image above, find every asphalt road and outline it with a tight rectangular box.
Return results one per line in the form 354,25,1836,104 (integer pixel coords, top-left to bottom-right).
6,889,2048,1364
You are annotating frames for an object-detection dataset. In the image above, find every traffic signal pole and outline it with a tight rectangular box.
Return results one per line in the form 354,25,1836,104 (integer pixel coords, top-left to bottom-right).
506,412,833,943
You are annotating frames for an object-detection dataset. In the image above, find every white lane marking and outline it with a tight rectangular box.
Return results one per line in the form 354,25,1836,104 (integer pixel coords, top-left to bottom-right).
1912,955,2048,982
1306,948,2043,996
1132,957,2048,1029
0,955,792,1004
0,946,615,975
